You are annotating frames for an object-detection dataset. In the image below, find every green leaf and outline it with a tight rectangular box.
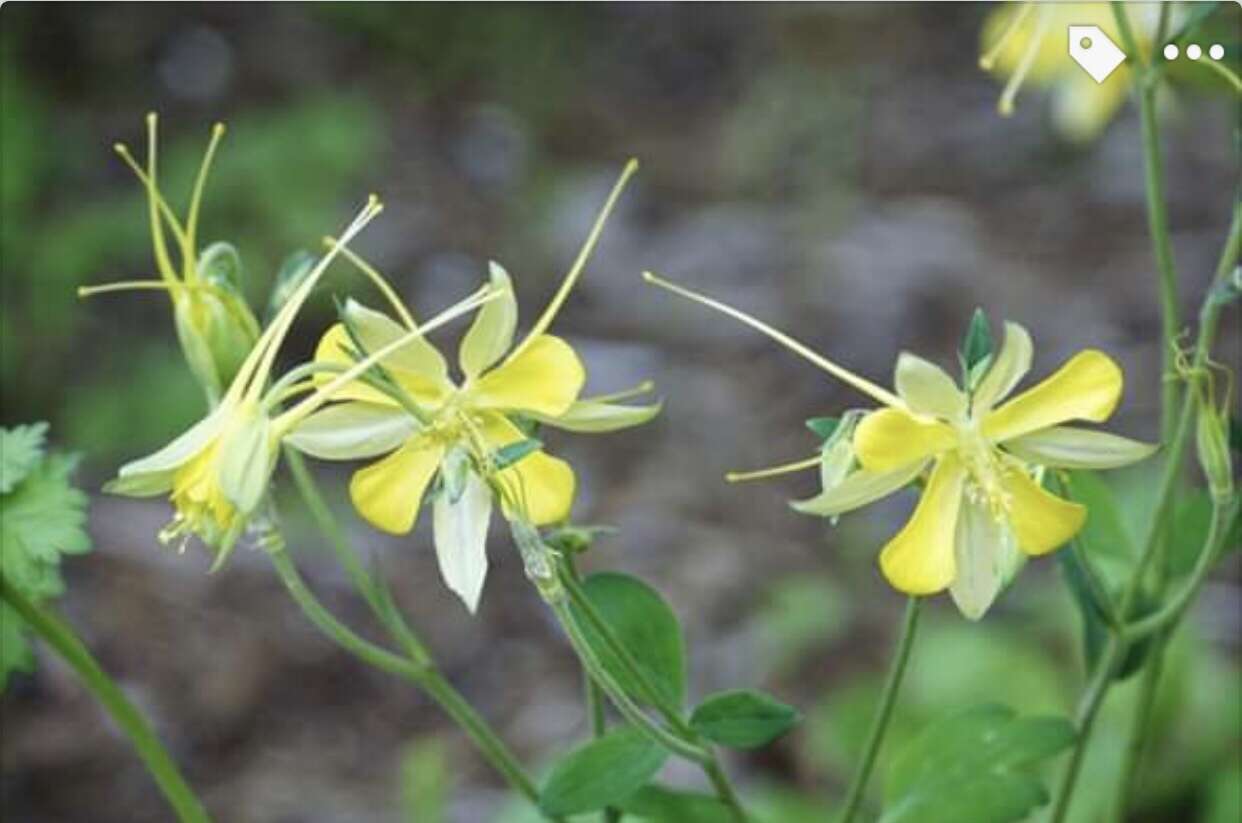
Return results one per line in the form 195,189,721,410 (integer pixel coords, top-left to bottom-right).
1169,2,1224,45
806,417,840,442
689,689,801,749
0,422,48,493
574,572,687,708
1,443,92,691
958,308,994,381
619,784,732,822
1229,416,1242,453
539,727,667,816
400,739,452,823
1061,471,1132,562
881,704,1075,823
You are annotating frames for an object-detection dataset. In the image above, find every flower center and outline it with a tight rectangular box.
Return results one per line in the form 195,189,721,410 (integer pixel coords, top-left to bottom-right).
956,419,1012,522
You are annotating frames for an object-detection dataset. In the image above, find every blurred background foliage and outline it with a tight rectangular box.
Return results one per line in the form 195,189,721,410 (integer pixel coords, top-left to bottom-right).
1,3,1238,822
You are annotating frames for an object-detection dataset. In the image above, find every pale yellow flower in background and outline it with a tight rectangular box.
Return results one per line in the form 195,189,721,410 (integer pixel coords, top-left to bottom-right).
644,272,1156,619
287,161,660,613
979,3,1164,142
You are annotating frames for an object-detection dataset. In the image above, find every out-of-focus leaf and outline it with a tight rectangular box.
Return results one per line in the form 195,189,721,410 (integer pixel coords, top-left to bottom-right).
539,727,667,816
574,572,686,708
689,689,801,749
958,308,994,384
755,575,851,674
1062,471,1132,563
619,784,731,822
399,739,451,823
0,422,48,493
1203,760,1241,823
880,704,1075,823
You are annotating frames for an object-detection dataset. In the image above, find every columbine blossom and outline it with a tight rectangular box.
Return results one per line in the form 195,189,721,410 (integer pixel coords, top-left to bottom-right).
79,114,260,403
645,273,1155,619
286,161,659,612
105,198,501,569
979,3,1165,142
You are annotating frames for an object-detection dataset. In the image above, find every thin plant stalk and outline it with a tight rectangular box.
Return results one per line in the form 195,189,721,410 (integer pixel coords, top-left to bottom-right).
0,579,211,823
264,542,554,819
836,596,922,823
564,557,620,823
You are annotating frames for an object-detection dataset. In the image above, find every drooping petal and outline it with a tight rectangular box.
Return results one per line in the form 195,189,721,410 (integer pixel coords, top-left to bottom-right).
973,322,1033,413
983,350,1123,443
470,334,585,417
895,352,966,420
285,401,418,461
529,398,662,433
433,470,494,613
1002,467,1086,556
878,456,967,595
215,403,277,515
1050,69,1131,144
853,408,958,473
459,262,518,380
349,438,443,535
1003,425,1158,470
107,403,231,496
791,459,927,517
481,413,576,525
341,300,455,404
949,497,1022,621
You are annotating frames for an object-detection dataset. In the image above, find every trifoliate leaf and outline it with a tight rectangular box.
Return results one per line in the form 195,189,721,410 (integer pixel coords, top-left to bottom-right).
881,703,1075,823
539,727,668,816
689,688,802,748
1,422,48,493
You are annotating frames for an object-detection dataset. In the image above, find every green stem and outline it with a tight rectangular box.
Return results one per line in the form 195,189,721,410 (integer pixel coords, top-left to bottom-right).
551,564,751,823
565,559,620,823
836,596,922,823
266,546,550,815
1,579,210,823
1048,636,1124,823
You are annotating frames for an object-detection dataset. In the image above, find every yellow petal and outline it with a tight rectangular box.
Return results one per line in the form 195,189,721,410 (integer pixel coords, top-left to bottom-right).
853,408,958,473
983,350,1123,442
1002,467,1086,556
481,414,576,525
879,456,967,595
470,334,585,417
349,439,443,535
313,324,403,406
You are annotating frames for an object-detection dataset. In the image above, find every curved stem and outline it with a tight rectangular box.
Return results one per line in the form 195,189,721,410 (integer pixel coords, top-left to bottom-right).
836,596,922,823
1,579,210,823
266,546,551,815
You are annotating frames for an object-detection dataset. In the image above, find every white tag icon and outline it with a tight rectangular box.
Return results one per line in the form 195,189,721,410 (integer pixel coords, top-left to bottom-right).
1068,25,1126,83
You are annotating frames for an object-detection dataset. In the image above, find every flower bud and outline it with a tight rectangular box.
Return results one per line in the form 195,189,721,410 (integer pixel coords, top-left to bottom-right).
509,518,563,602
174,243,260,403
1196,403,1234,503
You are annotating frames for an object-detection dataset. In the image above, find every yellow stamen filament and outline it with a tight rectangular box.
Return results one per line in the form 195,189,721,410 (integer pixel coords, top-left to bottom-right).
185,122,227,268
512,158,639,357
78,280,173,297
236,196,384,408
273,285,502,433
998,5,1050,116
642,271,903,409
726,454,822,483
979,2,1033,71
325,238,419,329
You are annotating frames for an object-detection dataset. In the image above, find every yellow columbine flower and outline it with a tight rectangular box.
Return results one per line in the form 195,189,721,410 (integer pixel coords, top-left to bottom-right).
286,161,659,612
79,114,261,403
979,3,1163,142
103,198,497,569
644,272,1156,619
